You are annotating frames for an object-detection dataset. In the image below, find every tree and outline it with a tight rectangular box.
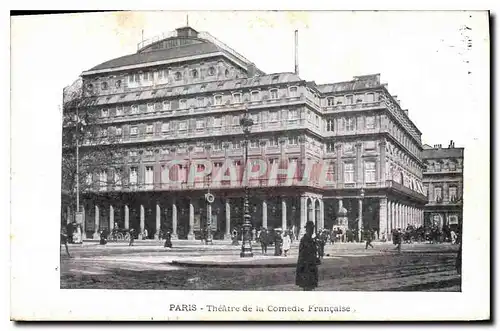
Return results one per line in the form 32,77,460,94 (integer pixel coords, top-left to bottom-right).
61,78,126,215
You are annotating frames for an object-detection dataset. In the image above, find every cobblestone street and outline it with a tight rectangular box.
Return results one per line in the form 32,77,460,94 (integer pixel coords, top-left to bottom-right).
60,241,460,291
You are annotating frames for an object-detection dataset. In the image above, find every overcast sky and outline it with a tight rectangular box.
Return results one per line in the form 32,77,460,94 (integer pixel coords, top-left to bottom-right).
12,11,488,147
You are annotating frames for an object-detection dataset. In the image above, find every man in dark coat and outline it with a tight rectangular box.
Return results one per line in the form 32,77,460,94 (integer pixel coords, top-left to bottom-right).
296,221,320,291
164,230,173,248
129,228,135,246
60,227,71,258
260,228,268,254
365,228,374,249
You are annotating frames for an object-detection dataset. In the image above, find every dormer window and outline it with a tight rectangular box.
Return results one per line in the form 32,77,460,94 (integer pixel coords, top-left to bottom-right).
179,99,187,109
101,108,109,118
346,95,354,105
251,91,260,102
101,82,108,90
197,97,206,107
174,72,182,81
131,105,138,114
115,80,121,88
270,89,278,100
208,67,216,76
289,86,298,97
225,69,230,77
191,69,199,78
232,93,242,104
214,95,223,106
116,106,123,116
147,103,154,112
272,75,279,83
162,101,171,111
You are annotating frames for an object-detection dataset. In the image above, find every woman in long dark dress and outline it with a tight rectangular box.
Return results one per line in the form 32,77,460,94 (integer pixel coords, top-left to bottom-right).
296,221,320,291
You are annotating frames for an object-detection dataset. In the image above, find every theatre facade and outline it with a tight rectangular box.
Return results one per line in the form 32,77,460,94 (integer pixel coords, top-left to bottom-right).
61,26,428,241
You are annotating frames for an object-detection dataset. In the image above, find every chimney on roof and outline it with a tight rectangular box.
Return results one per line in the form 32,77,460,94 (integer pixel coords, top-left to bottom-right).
294,30,299,76
448,140,455,148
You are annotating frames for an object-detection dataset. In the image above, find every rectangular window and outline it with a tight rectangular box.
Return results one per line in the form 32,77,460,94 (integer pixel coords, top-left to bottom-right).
251,91,260,102
232,93,242,104
213,141,222,151
145,166,154,185
147,103,154,112
178,121,187,131
214,162,223,168
131,105,138,114
345,118,355,131
435,187,442,201
270,89,278,99
101,109,108,118
289,109,299,120
162,101,171,111
134,74,141,82
366,93,375,102
197,97,205,108
365,116,375,129
449,187,457,201
344,163,354,183
179,99,187,109
327,119,334,132
326,143,334,152
365,161,376,182
346,95,353,105
288,136,298,145
213,117,222,127
130,126,138,136
115,127,122,136
250,140,259,148
315,115,319,126
196,119,205,129
289,86,298,97
146,124,153,134
269,137,279,147
233,116,239,126
214,95,223,106
115,106,123,116
114,170,122,189
99,171,107,190
232,141,241,149
129,167,138,185
100,128,108,138
327,97,335,106
161,122,170,132
269,111,279,122
143,72,150,81
435,162,441,172
250,114,259,124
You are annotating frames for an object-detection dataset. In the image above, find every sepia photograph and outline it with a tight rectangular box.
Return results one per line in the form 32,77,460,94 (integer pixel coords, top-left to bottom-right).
10,9,490,321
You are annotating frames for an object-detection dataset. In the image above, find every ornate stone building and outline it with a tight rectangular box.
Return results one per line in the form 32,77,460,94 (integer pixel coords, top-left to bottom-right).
62,26,428,241
422,141,464,231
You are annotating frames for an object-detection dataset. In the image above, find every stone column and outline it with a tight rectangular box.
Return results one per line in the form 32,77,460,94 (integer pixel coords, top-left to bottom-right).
319,199,325,229
356,142,362,184
300,195,307,237
225,199,231,239
379,198,387,241
262,200,268,229
109,205,115,232
155,203,161,240
281,197,287,230
93,205,100,239
379,140,387,182
124,205,129,230
139,204,145,240
188,200,195,240
309,199,315,226
172,201,178,239
358,198,363,242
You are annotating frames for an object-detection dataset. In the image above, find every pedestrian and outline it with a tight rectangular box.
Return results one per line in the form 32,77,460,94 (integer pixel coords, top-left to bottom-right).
60,227,71,258
365,228,374,249
260,228,268,254
252,228,257,241
129,228,135,246
394,228,402,253
274,229,283,256
317,230,327,258
231,228,239,245
143,228,148,240
164,230,172,248
99,229,107,245
296,221,320,291
282,231,291,257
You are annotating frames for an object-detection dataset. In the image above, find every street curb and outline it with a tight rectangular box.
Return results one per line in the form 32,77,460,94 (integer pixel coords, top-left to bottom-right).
169,260,297,268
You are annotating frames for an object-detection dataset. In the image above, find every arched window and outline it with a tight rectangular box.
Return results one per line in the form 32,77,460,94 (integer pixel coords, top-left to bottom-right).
101,82,108,90
191,69,198,78
208,67,216,76
174,72,182,81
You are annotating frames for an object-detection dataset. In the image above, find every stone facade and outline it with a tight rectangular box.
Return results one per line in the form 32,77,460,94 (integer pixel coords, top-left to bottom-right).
62,26,428,241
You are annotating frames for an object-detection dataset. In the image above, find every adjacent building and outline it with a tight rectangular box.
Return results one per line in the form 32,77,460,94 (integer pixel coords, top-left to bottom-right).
422,141,464,232
61,26,428,241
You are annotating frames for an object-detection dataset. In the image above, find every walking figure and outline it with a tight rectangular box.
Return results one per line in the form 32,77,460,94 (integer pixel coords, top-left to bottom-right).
129,228,135,246
282,231,291,257
259,228,268,254
394,228,402,253
365,228,374,249
274,229,283,256
60,227,71,258
164,230,172,248
296,221,320,291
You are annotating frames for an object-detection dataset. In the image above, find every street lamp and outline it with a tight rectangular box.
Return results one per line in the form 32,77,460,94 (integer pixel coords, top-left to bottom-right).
358,188,365,242
205,192,215,244
239,106,254,258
